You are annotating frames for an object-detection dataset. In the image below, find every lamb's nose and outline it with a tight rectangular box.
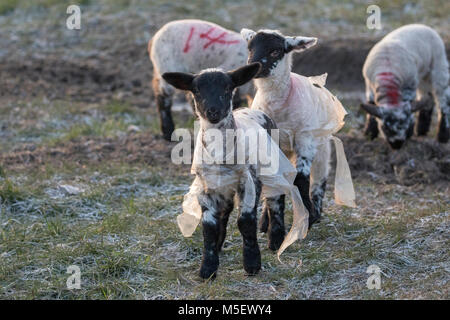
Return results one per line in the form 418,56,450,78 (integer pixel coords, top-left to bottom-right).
206,109,219,121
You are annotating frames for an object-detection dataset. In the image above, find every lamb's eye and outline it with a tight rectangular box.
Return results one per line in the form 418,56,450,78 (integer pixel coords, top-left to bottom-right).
270,50,280,57
219,95,225,101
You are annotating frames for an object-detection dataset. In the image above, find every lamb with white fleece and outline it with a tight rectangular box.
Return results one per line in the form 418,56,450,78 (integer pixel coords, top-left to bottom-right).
150,19,252,140
241,28,356,233
162,64,310,278
361,24,449,149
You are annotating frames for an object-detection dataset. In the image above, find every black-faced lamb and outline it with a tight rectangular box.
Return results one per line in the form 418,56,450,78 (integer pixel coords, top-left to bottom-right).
162,64,309,278
241,28,356,232
149,19,253,140
361,24,449,149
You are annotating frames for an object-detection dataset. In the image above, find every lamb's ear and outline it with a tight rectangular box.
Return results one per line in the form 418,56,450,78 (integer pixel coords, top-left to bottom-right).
285,36,317,53
228,63,261,88
162,72,194,91
360,102,384,118
241,28,257,42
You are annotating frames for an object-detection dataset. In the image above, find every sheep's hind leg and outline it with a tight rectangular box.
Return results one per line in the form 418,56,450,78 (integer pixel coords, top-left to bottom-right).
431,59,449,143
364,114,379,140
238,172,262,275
199,193,223,280
436,88,450,143
293,135,318,229
153,76,175,141
263,195,286,251
416,92,434,136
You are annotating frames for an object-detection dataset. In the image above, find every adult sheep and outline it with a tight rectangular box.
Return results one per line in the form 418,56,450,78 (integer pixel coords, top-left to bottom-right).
149,19,253,140
361,24,449,149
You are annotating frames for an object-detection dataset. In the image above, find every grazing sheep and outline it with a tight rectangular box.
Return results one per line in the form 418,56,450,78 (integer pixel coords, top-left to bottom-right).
361,24,449,149
149,19,253,140
163,63,310,278
241,28,355,232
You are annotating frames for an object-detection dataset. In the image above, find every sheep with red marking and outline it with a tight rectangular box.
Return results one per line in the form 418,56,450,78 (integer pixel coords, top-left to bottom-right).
361,24,449,149
149,19,252,140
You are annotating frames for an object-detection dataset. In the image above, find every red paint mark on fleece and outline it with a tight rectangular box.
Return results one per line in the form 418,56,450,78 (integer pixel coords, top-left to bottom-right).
199,27,240,49
183,27,195,53
183,27,240,53
376,72,400,105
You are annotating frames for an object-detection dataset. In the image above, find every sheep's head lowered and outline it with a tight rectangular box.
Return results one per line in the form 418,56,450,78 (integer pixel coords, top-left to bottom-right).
360,100,427,149
240,28,317,78
162,63,261,125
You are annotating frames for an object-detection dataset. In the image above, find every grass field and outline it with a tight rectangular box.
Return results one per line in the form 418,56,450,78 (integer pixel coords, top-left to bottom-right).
0,0,449,299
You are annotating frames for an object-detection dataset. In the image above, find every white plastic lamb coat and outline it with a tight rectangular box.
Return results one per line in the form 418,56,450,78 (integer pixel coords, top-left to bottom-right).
252,72,355,208
178,110,310,258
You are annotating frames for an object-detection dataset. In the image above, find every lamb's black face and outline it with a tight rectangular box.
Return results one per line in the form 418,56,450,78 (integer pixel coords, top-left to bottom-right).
247,33,286,78
191,72,234,123
161,63,261,125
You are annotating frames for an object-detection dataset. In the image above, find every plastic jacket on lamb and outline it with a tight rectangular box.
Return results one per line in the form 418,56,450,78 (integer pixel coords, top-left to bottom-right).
177,110,310,258
254,73,356,208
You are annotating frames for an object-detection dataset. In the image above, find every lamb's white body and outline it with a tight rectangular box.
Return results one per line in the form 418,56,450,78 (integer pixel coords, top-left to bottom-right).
150,19,252,98
363,24,449,143
251,60,354,213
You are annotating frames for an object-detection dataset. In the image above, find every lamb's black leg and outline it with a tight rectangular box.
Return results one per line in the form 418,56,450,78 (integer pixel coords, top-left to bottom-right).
238,172,261,275
311,179,326,223
199,193,222,280
294,172,317,228
216,199,234,252
156,92,174,141
364,115,379,140
259,207,269,233
416,94,434,136
265,195,286,251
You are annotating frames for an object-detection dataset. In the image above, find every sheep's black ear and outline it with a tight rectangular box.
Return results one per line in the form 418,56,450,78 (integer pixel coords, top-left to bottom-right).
360,102,384,118
162,72,194,91
285,36,317,53
228,63,261,88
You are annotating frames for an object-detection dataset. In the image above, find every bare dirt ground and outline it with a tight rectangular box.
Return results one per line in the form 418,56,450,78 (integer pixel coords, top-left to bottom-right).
0,0,449,299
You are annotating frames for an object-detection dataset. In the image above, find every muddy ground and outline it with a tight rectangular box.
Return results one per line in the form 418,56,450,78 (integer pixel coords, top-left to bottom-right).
2,36,449,185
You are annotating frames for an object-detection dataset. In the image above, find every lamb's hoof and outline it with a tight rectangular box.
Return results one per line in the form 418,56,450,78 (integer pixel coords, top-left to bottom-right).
160,118,175,141
161,127,174,141
243,247,261,276
308,213,321,229
199,254,219,280
199,265,218,280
